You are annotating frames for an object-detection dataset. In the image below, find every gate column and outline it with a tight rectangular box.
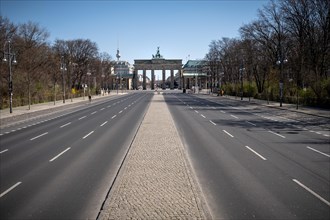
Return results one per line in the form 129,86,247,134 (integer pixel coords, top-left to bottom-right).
162,68,166,90
170,69,174,90
143,69,146,90
151,69,155,90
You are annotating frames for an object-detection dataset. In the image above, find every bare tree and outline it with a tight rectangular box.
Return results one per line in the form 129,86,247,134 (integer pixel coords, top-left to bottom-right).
15,21,50,109
0,16,17,109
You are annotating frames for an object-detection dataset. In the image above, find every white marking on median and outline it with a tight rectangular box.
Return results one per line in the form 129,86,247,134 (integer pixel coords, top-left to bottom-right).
0,149,9,154
201,114,206,118
209,120,216,126
49,147,71,162
30,132,48,141
245,146,267,160
268,130,285,138
307,146,330,158
83,131,94,139
100,121,108,127
223,130,234,138
60,122,71,128
293,179,330,207
0,182,22,198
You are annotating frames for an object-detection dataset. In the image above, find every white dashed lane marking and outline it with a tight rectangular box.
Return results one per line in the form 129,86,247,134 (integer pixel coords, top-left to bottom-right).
30,132,48,141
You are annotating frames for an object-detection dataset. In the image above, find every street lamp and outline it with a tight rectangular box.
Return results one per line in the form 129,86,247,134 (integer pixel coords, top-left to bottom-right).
239,65,245,101
101,73,105,96
87,71,91,97
276,57,288,107
116,74,119,94
60,56,67,103
2,40,17,113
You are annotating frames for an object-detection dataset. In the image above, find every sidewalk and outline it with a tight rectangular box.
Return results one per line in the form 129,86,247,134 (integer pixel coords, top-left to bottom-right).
98,93,210,219
225,95,330,119
195,90,329,119
0,93,126,120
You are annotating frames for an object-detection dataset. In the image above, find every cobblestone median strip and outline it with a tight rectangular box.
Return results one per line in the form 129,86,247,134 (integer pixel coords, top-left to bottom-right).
98,94,211,219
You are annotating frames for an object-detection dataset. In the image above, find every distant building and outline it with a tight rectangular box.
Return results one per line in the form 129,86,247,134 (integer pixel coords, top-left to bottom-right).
111,49,134,90
182,60,208,92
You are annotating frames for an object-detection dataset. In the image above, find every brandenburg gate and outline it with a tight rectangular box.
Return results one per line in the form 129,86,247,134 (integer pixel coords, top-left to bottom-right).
133,47,182,90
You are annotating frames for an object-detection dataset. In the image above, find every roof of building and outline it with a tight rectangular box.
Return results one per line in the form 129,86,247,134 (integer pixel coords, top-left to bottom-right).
183,60,207,69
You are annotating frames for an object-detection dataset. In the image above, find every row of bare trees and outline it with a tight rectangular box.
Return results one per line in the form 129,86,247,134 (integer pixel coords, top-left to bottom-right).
1,16,114,109
205,0,329,107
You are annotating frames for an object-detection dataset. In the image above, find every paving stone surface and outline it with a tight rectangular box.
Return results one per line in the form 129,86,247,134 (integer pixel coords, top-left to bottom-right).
98,94,210,219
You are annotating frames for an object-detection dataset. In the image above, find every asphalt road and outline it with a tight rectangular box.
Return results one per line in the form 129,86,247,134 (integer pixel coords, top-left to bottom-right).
0,92,152,219
164,92,330,220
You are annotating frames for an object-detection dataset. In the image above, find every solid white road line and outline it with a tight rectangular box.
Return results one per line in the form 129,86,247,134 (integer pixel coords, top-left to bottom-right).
0,149,9,154
245,146,267,160
209,120,217,126
100,121,108,127
230,115,239,119
60,122,71,128
201,114,206,118
78,116,86,120
223,130,234,138
307,146,330,158
82,131,94,139
30,132,48,141
292,179,330,207
49,147,71,162
0,182,22,198
112,115,117,119
268,130,286,138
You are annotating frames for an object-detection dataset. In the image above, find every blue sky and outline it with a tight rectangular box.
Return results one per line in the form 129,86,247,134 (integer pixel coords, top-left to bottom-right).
1,0,267,65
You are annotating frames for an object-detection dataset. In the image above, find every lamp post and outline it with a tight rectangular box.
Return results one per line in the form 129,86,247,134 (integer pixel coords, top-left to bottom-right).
87,71,91,97
101,73,105,96
116,74,119,94
60,56,67,103
276,57,288,107
239,65,245,101
2,40,17,113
